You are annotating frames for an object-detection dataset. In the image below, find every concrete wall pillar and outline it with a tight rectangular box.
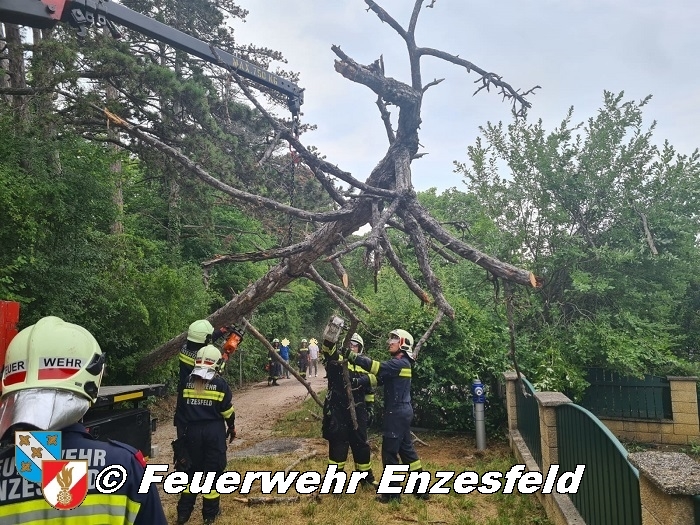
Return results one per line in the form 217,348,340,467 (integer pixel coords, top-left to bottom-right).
534,392,572,474
503,371,519,432
629,452,700,525
667,376,699,445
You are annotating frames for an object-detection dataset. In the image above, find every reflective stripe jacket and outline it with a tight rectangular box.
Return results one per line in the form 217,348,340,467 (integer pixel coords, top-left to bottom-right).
353,353,413,437
178,375,235,424
177,331,227,391
0,423,166,525
322,346,375,407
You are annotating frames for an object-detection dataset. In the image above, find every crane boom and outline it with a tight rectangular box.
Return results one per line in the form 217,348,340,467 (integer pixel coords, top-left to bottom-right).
0,0,304,115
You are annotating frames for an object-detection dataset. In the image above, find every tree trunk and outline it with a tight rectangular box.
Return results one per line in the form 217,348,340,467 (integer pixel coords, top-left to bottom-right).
5,24,27,126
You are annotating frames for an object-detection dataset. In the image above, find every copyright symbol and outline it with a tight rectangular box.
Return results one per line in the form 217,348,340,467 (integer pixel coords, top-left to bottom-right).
95,465,128,494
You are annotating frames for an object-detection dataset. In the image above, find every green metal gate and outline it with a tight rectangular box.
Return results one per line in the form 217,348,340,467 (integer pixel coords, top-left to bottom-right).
516,377,542,469
557,403,641,525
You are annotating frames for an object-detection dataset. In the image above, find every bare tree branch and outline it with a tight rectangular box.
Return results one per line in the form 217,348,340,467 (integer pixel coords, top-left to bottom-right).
365,1,408,41
376,95,396,144
201,242,309,268
305,266,359,323
257,130,282,166
101,108,352,223
635,207,658,256
406,199,541,288
327,198,399,261
401,209,455,318
413,310,444,360
416,47,539,114
316,281,371,314
379,231,432,304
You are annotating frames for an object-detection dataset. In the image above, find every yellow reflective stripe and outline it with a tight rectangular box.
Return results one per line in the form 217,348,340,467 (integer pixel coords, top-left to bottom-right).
356,462,372,471
368,375,377,388
202,490,220,499
179,353,195,366
365,394,375,403
113,391,143,403
399,368,412,378
408,460,422,471
0,494,141,525
328,460,345,469
369,360,380,375
220,406,234,418
183,389,225,401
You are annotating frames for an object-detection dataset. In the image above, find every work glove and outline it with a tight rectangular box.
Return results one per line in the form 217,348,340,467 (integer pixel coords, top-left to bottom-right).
341,348,357,363
350,376,362,389
366,405,375,427
226,425,236,443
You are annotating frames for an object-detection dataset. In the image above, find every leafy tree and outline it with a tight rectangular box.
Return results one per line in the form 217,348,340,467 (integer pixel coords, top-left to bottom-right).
456,91,700,395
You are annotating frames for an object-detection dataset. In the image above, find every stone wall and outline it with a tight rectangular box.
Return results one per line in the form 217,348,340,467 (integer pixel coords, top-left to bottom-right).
599,377,699,445
503,372,700,525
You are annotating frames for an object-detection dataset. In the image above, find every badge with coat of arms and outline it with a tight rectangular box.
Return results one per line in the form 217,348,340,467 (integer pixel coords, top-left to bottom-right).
15,430,62,484
42,460,89,510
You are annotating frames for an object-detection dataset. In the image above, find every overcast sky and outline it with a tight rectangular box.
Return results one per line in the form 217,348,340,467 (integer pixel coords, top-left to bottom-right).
233,0,699,193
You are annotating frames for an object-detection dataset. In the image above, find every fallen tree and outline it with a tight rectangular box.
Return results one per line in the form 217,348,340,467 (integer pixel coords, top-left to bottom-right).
128,0,542,371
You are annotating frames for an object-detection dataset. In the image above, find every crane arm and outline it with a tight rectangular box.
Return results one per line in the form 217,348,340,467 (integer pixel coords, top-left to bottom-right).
0,0,304,115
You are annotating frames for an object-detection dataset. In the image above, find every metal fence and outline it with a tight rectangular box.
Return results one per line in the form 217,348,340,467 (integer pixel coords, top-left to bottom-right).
578,368,672,420
557,403,641,525
515,377,542,469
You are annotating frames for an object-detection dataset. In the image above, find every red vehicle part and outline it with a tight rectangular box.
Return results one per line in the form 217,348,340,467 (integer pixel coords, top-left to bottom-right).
0,300,20,371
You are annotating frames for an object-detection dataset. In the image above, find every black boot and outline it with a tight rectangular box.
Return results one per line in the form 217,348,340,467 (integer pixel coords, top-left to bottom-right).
359,471,377,488
376,479,402,503
202,496,221,524
176,493,197,524
412,468,430,500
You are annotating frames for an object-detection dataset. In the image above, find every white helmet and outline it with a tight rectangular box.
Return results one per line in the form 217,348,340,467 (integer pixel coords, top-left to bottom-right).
390,329,414,361
190,345,221,381
0,316,105,438
350,333,364,353
187,319,214,344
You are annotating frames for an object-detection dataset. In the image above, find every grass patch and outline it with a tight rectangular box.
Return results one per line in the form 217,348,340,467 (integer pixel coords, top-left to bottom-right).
161,398,552,525
273,393,326,438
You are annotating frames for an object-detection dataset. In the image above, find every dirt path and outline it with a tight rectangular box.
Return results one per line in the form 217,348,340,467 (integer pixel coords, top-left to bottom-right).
149,363,328,464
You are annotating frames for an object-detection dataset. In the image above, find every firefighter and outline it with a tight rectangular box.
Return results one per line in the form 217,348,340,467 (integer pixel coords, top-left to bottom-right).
344,329,428,503
267,338,282,386
175,345,236,525
322,332,377,489
178,319,234,389
176,320,241,436
297,338,310,379
0,316,167,524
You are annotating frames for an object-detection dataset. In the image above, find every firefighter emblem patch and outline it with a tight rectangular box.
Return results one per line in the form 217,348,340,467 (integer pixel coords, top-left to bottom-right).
41,460,88,510
15,430,62,483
